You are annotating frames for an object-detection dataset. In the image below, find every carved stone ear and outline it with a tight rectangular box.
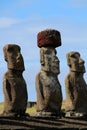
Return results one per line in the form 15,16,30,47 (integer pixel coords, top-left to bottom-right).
3,45,8,61
40,48,45,65
66,53,71,66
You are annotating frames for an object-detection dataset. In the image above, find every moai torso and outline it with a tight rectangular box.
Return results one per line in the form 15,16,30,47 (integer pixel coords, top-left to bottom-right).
65,52,87,116
36,29,62,116
3,44,28,116
36,70,62,113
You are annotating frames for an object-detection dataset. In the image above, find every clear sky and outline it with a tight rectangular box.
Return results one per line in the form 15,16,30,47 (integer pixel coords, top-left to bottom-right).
0,0,87,102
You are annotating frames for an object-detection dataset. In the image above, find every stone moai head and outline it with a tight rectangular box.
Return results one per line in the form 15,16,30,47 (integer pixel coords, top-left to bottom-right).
40,47,60,74
3,44,25,72
66,51,85,73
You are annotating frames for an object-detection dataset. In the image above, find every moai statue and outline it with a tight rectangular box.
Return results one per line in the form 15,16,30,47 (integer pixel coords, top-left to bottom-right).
3,44,28,117
35,29,62,116
65,51,87,117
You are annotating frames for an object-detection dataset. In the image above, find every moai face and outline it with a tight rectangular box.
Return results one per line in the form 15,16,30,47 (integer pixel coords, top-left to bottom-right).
40,47,60,74
66,52,85,73
3,44,25,71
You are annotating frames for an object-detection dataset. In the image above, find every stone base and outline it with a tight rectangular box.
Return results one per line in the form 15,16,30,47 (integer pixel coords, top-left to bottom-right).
65,111,87,119
1,115,87,129
36,111,62,118
1,112,30,118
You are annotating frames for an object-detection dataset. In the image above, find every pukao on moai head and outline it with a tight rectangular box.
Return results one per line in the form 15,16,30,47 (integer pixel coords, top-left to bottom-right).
3,44,28,117
65,51,87,117
36,29,62,116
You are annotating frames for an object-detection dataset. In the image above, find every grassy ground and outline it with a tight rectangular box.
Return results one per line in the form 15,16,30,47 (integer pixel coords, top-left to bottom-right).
0,102,4,114
0,102,36,115
0,101,65,115
26,105,36,115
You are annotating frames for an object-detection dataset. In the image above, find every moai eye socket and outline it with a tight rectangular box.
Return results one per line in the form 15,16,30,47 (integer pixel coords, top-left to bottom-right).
7,45,20,53
71,53,80,59
55,49,57,55
45,50,51,55
7,47,14,52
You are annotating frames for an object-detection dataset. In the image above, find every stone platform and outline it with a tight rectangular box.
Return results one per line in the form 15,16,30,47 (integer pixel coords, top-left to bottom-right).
0,115,87,130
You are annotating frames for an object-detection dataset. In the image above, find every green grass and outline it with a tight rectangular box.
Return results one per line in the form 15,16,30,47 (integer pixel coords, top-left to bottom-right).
0,103,36,115
0,101,65,115
0,102,4,114
26,106,36,115
62,100,66,110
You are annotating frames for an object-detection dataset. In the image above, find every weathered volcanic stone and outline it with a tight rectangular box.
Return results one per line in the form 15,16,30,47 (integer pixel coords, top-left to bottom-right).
36,47,62,116
37,29,61,48
3,44,28,117
65,51,87,117
3,44,25,71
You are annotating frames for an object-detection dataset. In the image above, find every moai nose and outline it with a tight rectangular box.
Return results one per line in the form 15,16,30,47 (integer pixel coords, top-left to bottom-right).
16,53,21,60
79,58,85,64
54,56,60,64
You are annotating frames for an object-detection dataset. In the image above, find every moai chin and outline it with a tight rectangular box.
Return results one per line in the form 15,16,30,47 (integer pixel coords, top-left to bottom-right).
3,44,28,117
36,29,62,116
65,51,87,117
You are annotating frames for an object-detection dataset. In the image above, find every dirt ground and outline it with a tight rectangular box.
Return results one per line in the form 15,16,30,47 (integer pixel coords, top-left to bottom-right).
0,115,87,130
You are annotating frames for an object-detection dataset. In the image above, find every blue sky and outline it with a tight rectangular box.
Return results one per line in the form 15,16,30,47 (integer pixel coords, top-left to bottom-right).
0,0,87,101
